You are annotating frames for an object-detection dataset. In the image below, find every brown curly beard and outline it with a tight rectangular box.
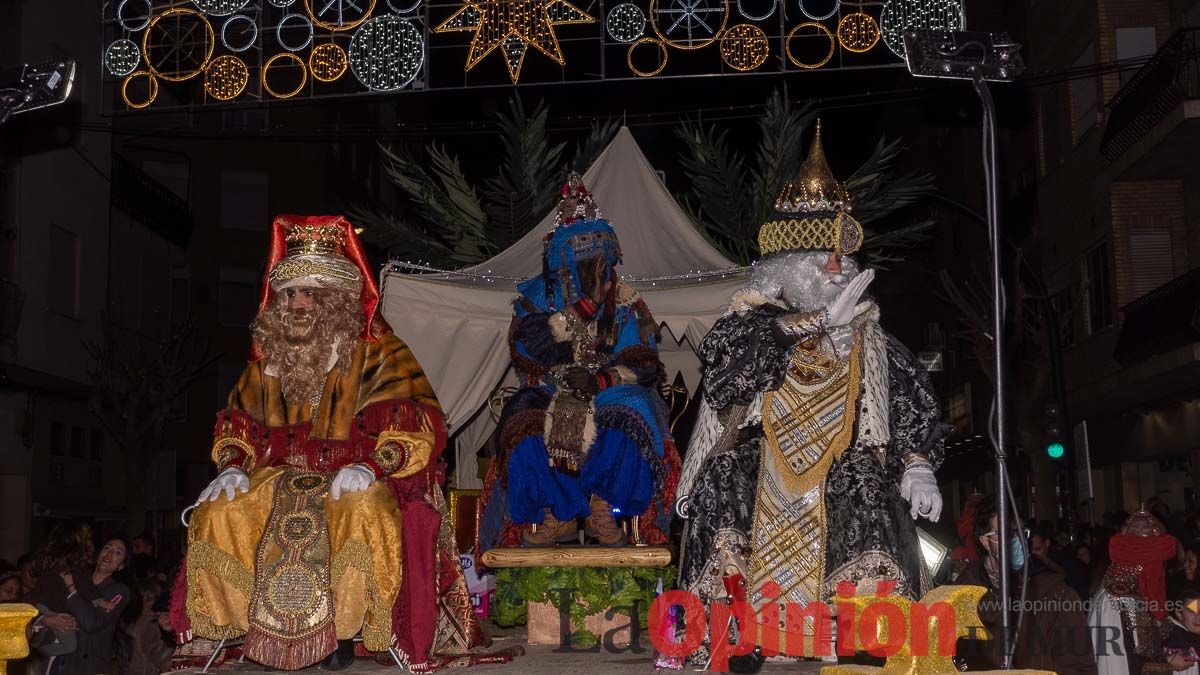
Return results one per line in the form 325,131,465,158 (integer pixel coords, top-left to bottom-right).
252,289,363,404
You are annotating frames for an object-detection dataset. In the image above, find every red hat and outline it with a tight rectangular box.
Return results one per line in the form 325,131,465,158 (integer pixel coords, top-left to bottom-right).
251,214,388,361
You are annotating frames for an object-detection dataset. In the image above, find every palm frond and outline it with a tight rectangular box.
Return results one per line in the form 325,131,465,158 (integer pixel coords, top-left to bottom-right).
749,88,815,225
427,143,492,262
861,218,937,268
674,120,752,257
482,97,567,245
570,118,620,173
847,136,937,224
345,203,459,265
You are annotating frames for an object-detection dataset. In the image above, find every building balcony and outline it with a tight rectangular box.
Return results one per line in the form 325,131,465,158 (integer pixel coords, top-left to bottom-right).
1100,28,1200,176
1114,266,1200,367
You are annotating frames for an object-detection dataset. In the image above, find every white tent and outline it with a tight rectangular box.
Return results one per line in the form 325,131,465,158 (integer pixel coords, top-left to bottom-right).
379,127,747,487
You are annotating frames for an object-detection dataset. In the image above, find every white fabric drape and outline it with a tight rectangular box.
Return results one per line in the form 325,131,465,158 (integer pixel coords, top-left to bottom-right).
380,126,747,479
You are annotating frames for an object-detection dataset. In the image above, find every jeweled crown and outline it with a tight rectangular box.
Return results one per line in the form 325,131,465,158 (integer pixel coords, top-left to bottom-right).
774,121,852,214
283,220,348,257
555,173,602,226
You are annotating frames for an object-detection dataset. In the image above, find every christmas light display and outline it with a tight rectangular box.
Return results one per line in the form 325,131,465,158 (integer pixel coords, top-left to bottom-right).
879,0,963,58
221,14,258,52
142,8,215,81
719,23,768,71
203,54,250,99
121,70,158,108
117,0,152,31
837,10,879,52
798,0,837,21
387,0,423,14
191,0,250,15
348,15,424,90
651,0,727,50
269,0,296,5
735,0,776,22
786,21,833,68
104,39,141,76
435,0,593,83
626,36,667,76
306,0,376,31
606,3,646,43
262,51,308,97
276,12,314,51
309,42,349,81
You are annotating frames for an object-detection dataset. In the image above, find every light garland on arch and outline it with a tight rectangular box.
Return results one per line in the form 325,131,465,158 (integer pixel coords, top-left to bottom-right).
104,39,141,76
191,0,251,16
797,0,838,21
121,70,159,109
117,0,153,31
387,0,423,14
626,36,668,77
309,42,349,82
879,0,963,59
262,51,308,98
786,21,834,69
387,260,750,285
720,23,769,71
221,14,259,52
142,8,215,82
305,0,377,31
837,11,880,53
203,54,250,100
735,0,776,22
606,3,646,43
650,0,728,51
348,15,424,91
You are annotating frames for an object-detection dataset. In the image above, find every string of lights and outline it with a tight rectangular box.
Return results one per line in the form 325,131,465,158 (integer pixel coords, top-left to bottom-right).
387,260,751,284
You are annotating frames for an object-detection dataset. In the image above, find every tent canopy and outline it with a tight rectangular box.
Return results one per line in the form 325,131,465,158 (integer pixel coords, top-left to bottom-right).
380,127,747,486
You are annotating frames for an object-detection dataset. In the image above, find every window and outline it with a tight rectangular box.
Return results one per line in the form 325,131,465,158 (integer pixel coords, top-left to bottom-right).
1129,227,1173,298
47,225,79,317
1050,287,1075,348
218,266,259,327
90,429,105,461
1116,27,1157,86
1070,43,1098,139
1082,240,1114,334
50,422,65,456
220,170,269,230
70,426,86,458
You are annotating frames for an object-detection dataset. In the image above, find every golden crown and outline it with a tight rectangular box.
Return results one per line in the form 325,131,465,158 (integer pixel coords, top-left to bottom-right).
758,121,863,256
283,220,348,257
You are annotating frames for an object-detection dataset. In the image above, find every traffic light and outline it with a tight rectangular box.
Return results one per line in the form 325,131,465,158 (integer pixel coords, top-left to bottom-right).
1045,403,1065,459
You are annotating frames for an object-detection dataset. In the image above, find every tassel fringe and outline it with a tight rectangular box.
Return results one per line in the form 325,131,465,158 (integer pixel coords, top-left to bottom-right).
243,623,337,671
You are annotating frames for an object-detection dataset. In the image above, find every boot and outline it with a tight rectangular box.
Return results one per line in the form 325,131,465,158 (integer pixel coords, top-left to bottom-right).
521,509,578,547
321,639,356,671
585,495,625,547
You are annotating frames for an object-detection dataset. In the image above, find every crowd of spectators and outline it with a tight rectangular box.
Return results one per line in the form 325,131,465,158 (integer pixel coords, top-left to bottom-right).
0,525,176,675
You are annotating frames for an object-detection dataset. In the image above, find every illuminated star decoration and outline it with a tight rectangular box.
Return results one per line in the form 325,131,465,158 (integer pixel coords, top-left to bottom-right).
435,0,594,83
654,0,724,48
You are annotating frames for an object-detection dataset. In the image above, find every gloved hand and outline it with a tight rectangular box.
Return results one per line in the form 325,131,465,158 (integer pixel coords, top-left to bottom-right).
563,366,599,397
331,464,376,501
198,467,249,502
900,463,942,522
827,269,875,327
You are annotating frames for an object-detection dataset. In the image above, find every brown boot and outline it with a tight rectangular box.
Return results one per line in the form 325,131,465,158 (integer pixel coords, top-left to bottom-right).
521,509,578,547
585,495,626,547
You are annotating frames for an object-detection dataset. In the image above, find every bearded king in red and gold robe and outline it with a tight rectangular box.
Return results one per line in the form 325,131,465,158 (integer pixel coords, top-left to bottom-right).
170,215,504,672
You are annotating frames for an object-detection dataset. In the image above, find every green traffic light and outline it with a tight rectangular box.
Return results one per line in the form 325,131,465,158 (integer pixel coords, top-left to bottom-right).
1047,442,1065,459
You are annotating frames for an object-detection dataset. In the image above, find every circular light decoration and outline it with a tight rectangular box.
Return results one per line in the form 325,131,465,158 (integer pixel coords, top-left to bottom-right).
305,0,377,31
786,21,834,69
121,70,159,109
309,42,349,81
880,0,963,59
650,0,728,50
269,0,297,5
837,11,879,52
204,54,250,100
798,0,837,21
221,14,259,52
276,13,314,51
117,0,153,31
387,0,423,14
192,0,250,15
104,39,141,76
719,23,768,71
262,52,308,98
606,4,646,43
735,0,776,21
142,8,216,82
626,36,667,77
349,16,424,90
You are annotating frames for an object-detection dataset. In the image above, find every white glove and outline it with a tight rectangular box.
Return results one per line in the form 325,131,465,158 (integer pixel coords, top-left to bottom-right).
198,467,249,503
900,463,942,522
827,269,875,327
331,464,376,501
